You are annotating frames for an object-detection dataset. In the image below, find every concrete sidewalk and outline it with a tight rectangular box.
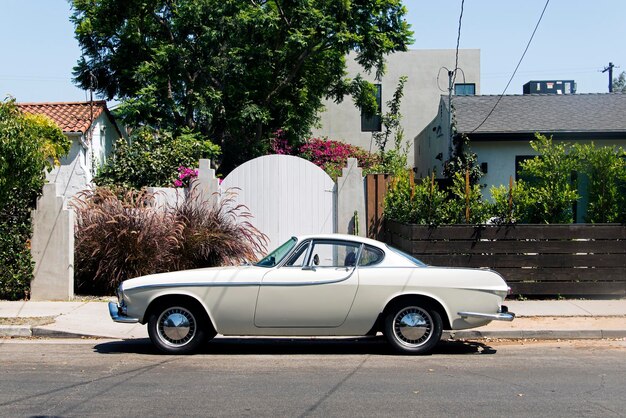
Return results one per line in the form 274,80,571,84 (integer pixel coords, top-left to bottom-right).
0,299,625,341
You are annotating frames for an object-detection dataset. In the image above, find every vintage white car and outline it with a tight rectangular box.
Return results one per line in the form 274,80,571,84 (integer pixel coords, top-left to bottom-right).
109,234,514,354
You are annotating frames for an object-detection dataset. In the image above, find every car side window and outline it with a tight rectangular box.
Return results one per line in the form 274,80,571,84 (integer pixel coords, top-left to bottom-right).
285,242,310,267
308,240,360,268
358,245,384,267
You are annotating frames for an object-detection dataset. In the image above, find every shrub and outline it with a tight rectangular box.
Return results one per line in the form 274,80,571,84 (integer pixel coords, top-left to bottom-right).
299,137,379,180
0,225,35,300
383,171,448,225
514,134,579,223
0,98,69,300
173,166,198,188
95,127,220,189
384,169,491,225
173,188,268,270
72,186,268,295
443,172,491,224
573,143,626,223
72,188,184,295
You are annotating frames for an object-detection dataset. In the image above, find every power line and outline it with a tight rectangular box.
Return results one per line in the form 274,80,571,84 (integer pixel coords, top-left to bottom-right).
470,0,550,133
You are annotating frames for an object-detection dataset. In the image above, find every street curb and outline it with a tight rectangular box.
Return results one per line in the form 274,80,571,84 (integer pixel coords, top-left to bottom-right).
0,325,96,339
2,326,626,340
32,327,98,339
446,330,626,340
0,325,32,338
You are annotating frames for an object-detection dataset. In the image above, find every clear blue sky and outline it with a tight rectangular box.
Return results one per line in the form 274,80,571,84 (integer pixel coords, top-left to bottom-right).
1,0,624,103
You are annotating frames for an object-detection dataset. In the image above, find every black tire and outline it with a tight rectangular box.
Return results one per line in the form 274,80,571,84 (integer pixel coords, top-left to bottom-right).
147,300,214,354
384,302,443,355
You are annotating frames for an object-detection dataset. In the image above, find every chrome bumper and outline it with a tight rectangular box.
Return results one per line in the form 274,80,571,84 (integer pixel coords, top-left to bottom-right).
108,301,139,324
458,305,515,322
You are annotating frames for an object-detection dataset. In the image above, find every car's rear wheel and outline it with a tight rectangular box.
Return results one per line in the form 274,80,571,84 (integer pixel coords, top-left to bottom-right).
147,301,213,354
384,303,442,355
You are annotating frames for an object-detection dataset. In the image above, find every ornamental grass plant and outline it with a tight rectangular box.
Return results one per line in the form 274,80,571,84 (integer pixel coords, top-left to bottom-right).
72,187,267,296
72,187,184,295
172,188,268,270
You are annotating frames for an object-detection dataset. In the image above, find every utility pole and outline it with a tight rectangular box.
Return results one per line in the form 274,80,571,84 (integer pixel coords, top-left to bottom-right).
602,62,615,92
447,69,453,159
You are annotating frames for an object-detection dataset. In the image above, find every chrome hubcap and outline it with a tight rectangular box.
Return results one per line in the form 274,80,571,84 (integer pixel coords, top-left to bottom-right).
393,307,432,348
157,307,196,348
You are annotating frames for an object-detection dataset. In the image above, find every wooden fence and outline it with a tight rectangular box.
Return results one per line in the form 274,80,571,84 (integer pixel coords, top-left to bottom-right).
365,174,392,240
385,220,626,296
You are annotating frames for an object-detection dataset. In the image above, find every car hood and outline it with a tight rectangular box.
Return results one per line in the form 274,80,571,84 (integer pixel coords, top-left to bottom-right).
121,265,267,291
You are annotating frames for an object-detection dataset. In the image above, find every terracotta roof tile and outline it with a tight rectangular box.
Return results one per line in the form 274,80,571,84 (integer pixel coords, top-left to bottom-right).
17,101,109,133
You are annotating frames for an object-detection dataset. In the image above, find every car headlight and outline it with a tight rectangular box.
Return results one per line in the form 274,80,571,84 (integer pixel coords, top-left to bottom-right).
116,285,128,315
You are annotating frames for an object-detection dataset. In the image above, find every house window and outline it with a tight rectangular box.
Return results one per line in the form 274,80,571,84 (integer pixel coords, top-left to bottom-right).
361,84,382,132
454,83,476,96
515,155,535,181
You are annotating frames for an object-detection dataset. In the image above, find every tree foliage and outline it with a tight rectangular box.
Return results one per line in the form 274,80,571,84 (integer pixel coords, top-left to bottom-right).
573,143,626,223
513,134,580,224
371,75,411,175
383,171,448,225
613,71,626,93
70,0,413,173
94,127,220,189
0,98,69,299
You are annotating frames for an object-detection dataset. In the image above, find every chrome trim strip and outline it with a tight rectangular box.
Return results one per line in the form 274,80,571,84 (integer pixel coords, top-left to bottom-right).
108,301,140,324
457,310,516,322
125,276,353,292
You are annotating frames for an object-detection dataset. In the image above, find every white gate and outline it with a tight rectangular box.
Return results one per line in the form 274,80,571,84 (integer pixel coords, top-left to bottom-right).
221,155,336,253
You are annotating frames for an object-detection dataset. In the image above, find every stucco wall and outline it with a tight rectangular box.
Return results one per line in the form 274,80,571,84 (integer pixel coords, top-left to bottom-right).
45,134,90,200
313,49,480,168
46,113,120,201
414,98,452,178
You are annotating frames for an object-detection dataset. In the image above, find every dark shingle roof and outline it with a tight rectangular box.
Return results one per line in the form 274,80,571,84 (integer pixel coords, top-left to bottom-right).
451,93,626,134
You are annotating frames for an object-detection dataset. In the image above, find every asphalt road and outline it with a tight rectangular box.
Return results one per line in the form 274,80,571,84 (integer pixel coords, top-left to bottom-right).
1,337,625,417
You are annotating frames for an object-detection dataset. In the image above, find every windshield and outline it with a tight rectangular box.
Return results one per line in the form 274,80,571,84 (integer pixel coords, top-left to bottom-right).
255,237,298,267
386,245,427,267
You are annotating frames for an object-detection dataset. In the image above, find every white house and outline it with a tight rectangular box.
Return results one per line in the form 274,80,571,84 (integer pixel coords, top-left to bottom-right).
415,93,626,221
18,101,123,200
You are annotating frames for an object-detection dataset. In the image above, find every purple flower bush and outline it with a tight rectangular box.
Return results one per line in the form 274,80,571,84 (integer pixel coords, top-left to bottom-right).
269,130,379,180
299,137,379,180
270,129,293,155
173,166,198,188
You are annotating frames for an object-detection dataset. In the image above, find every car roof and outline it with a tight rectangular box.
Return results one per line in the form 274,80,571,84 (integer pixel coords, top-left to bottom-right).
293,233,387,248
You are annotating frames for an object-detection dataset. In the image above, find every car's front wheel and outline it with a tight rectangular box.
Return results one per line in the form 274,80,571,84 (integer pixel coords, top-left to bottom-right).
147,300,214,354
384,302,442,355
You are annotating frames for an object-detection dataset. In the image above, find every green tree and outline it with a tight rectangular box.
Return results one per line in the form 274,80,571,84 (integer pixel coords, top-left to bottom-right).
70,0,413,173
95,127,220,189
613,71,626,92
573,143,626,223
443,172,490,224
0,98,70,299
371,75,410,175
514,134,579,224
443,133,483,186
